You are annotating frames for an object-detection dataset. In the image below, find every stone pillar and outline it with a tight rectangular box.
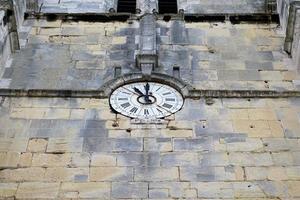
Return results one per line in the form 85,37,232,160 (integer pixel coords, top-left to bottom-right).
137,0,158,14
0,0,19,53
278,0,300,72
136,14,158,74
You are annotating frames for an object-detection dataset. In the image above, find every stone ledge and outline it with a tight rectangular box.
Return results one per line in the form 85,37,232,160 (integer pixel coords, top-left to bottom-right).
1,88,300,98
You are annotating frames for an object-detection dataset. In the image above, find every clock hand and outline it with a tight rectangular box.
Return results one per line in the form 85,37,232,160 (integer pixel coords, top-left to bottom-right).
133,87,144,96
144,83,152,103
123,87,140,96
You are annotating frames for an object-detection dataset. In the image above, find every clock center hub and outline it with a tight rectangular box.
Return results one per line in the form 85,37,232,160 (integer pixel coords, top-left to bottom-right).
137,95,156,105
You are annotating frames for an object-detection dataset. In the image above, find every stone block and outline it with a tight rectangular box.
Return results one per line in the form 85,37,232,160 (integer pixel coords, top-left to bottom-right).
27,138,48,153
69,153,90,167
117,152,160,167
32,153,71,167
60,182,111,199
229,152,273,166
90,167,133,181
0,183,18,198
19,153,32,167
272,152,294,166
256,181,289,198
16,182,60,199
167,120,194,129
191,182,234,199
46,138,84,153
150,182,190,198
0,152,20,168
233,182,266,198
226,138,264,152
161,152,199,167
199,152,229,166
144,138,172,152
83,137,142,152
134,167,179,181
43,108,70,119
149,189,169,198
229,109,249,120
282,120,300,138
10,108,46,119
112,182,148,199
286,167,300,180
112,138,143,152
268,121,284,137
108,130,130,138
184,189,198,198
0,167,45,182
161,129,193,137
0,138,28,152
267,167,288,180
173,138,213,151
263,138,291,151
245,167,267,180
44,167,89,182
248,109,277,120
91,153,116,166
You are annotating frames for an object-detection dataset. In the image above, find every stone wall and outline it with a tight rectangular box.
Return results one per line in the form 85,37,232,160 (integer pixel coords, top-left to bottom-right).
277,0,300,71
2,19,299,91
0,96,300,199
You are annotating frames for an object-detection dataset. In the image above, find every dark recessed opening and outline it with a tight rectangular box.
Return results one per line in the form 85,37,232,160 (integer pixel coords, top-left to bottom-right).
230,14,279,24
117,0,136,14
159,0,178,14
185,15,226,22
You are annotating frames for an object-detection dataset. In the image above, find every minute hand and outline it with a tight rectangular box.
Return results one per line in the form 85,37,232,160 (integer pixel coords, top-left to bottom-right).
134,87,144,96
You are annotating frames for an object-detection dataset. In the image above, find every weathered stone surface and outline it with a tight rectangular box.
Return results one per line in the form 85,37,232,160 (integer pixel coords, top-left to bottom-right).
44,167,89,182
0,167,45,182
0,183,18,198
27,138,48,152
90,167,133,181
117,152,160,167
112,182,148,199
32,153,72,167
60,182,111,199
135,167,179,181
16,182,60,199
91,153,116,166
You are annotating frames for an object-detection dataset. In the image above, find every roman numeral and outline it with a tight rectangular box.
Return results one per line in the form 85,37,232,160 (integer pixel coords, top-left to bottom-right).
144,109,149,115
166,98,176,102
121,102,130,108
118,98,128,101
156,108,163,113
156,86,162,91
163,92,171,96
162,103,173,109
130,107,138,113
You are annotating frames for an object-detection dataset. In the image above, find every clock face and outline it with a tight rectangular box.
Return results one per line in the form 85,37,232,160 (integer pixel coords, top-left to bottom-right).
109,82,184,119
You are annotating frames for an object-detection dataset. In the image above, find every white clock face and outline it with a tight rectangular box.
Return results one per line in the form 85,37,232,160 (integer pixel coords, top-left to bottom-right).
109,82,184,119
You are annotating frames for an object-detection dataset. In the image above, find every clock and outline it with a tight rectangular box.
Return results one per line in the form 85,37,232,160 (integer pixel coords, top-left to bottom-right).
109,82,184,119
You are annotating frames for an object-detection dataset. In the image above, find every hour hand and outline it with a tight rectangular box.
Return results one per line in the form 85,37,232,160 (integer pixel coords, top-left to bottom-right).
144,83,152,103
133,87,144,96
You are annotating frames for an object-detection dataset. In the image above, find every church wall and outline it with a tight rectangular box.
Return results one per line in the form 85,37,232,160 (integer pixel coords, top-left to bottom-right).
0,96,300,199
2,19,299,91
